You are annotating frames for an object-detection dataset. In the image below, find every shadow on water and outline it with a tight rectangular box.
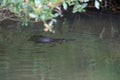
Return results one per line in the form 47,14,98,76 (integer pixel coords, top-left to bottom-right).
0,11,120,80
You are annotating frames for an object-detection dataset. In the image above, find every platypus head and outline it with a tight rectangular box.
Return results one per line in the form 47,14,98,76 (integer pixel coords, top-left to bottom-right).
53,39,75,43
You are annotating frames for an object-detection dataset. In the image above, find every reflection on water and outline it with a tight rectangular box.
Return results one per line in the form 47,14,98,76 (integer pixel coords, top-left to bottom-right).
0,12,120,80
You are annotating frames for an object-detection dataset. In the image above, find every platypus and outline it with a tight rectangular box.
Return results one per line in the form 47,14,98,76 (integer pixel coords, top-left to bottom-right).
28,35,75,43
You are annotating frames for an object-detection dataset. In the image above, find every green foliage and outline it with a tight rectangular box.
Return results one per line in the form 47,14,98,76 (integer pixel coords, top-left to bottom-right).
0,0,101,32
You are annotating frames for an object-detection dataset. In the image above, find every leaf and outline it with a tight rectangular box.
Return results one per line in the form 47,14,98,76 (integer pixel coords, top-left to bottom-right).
29,13,38,18
62,2,68,10
34,0,41,5
83,0,89,2
72,3,81,13
1,0,7,6
10,0,21,3
48,21,53,27
33,8,41,14
53,13,59,17
95,0,100,9
81,3,88,9
22,21,28,26
40,14,46,20
99,0,102,2
10,0,15,3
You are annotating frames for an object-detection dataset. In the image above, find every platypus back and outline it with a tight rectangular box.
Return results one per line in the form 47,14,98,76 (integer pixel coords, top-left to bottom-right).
28,35,53,43
28,35,75,43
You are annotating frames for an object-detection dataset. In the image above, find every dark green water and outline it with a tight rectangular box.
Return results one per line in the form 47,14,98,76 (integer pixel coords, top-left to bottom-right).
0,12,120,80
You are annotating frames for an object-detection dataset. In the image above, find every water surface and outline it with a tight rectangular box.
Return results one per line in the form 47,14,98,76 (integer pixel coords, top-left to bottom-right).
0,11,120,80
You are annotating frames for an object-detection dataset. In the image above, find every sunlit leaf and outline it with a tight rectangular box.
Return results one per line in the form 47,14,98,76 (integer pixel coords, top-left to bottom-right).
22,21,28,26
53,13,59,17
29,13,38,18
95,0,100,9
62,2,68,10
40,14,46,20
83,0,89,2
48,21,53,27
1,0,7,6
72,3,81,13
99,0,102,2
34,0,41,5
66,1,75,6
81,3,88,9
10,0,15,3
33,8,41,14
